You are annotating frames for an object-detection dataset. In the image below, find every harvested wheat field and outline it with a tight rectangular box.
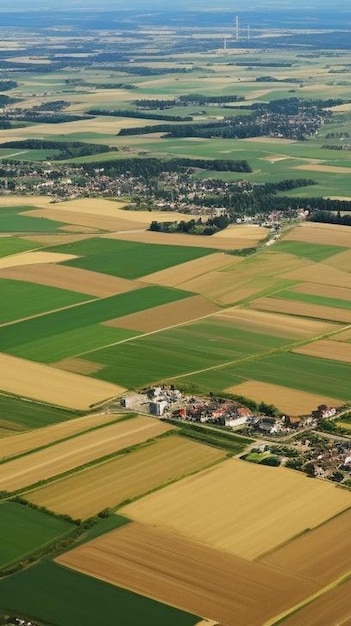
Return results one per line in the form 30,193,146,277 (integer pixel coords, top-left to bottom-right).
251,297,351,323
0,412,120,461
0,416,172,492
260,507,351,586
325,249,351,272
0,353,124,410
104,295,219,333
211,224,267,242
52,358,105,375
293,282,351,301
105,230,259,250
0,251,77,270
57,523,317,626
225,381,341,415
0,264,138,298
280,580,351,626
21,234,94,246
27,436,225,519
24,209,133,232
140,252,232,287
295,164,351,174
331,327,351,341
214,308,335,339
122,458,351,561
283,222,351,247
178,271,261,304
294,339,351,363
285,263,351,289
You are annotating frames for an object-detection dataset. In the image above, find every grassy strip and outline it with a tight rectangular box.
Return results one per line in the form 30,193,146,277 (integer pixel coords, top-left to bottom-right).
169,420,253,453
0,392,83,430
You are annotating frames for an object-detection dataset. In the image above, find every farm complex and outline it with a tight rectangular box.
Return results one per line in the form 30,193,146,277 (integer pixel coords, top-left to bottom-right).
0,2,351,626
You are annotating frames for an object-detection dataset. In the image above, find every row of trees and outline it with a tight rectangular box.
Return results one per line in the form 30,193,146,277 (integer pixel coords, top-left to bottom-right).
2,139,116,161
89,108,192,122
82,157,252,177
149,215,231,236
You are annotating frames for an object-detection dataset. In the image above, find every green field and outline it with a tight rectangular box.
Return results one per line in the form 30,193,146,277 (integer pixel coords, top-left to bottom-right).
0,502,72,568
0,237,38,258
181,352,351,402
0,561,199,626
9,324,140,362
0,279,93,325
0,394,81,429
46,237,215,279
271,240,348,261
0,207,65,232
87,321,289,388
0,286,191,353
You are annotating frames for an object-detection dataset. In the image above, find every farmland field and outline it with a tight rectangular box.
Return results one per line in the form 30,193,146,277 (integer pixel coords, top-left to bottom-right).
0,353,124,410
0,278,92,325
260,508,351,587
121,458,351,560
0,237,38,258
0,502,72,568
0,412,122,460
251,296,351,323
0,393,80,431
283,223,351,247
280,580,351,626
57,522,318,626
0,206,65,232
0,415,172,492
0,562,199,626
27,435,226,519
271,240,347,262
294,339,351,364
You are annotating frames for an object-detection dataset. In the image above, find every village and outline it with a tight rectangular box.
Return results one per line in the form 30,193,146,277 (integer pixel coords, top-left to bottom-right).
119,385,351,486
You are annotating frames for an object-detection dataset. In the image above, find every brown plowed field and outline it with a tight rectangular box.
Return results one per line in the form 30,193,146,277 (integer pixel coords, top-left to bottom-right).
0,251,77,270
283,222,351,247
105,295,219,332
57,523,317,626
0,416,172,492
214,308,335,339
0,264,138,297
52,358,105,374
0,353,124,410
293,282,351,301
281,580,351,626
27,436,225,519
260,508,351,586
294,339,351,363
225,381,341,415
284,263,351,289
251,297,351,323
139,252,232,287
122,458,351,560
0,412,120,460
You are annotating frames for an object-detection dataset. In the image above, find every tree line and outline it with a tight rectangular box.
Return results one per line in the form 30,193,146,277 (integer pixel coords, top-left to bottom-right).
81,157,252,177
149,214,231,236
88,108,192,122
1,139,116,161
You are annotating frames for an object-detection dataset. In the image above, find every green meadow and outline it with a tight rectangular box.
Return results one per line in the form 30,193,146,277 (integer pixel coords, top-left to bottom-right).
87,321,289,388
0,279,92,325
0,207,65,232
0,562,199,626
0,286,191,353
276,290,351,311
0,237,38,258
0,502,73,568
271,240,348,261
0,394,81,429
47,237,215,279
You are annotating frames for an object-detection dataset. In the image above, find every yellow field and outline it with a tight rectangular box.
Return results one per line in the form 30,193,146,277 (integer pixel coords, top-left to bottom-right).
0,264,138,297
214,308,335,339
295,164,351,174
139,252,232,287
27,435,225,519
294,339,351,363
57,522,317,626
104,229,260,250
251,297,351,323
121,458,351,560
0,412,120,460
284,263,351,289
225,381,341,415
0,251,77,270
293,282,351,301
283,222,351,247
0,415,172,492
280,580,351,626
0,353,124,409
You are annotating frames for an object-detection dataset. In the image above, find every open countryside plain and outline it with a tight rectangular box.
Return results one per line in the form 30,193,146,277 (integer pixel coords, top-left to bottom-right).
57,522,318,626
0,416,172,491
26,435,226,519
